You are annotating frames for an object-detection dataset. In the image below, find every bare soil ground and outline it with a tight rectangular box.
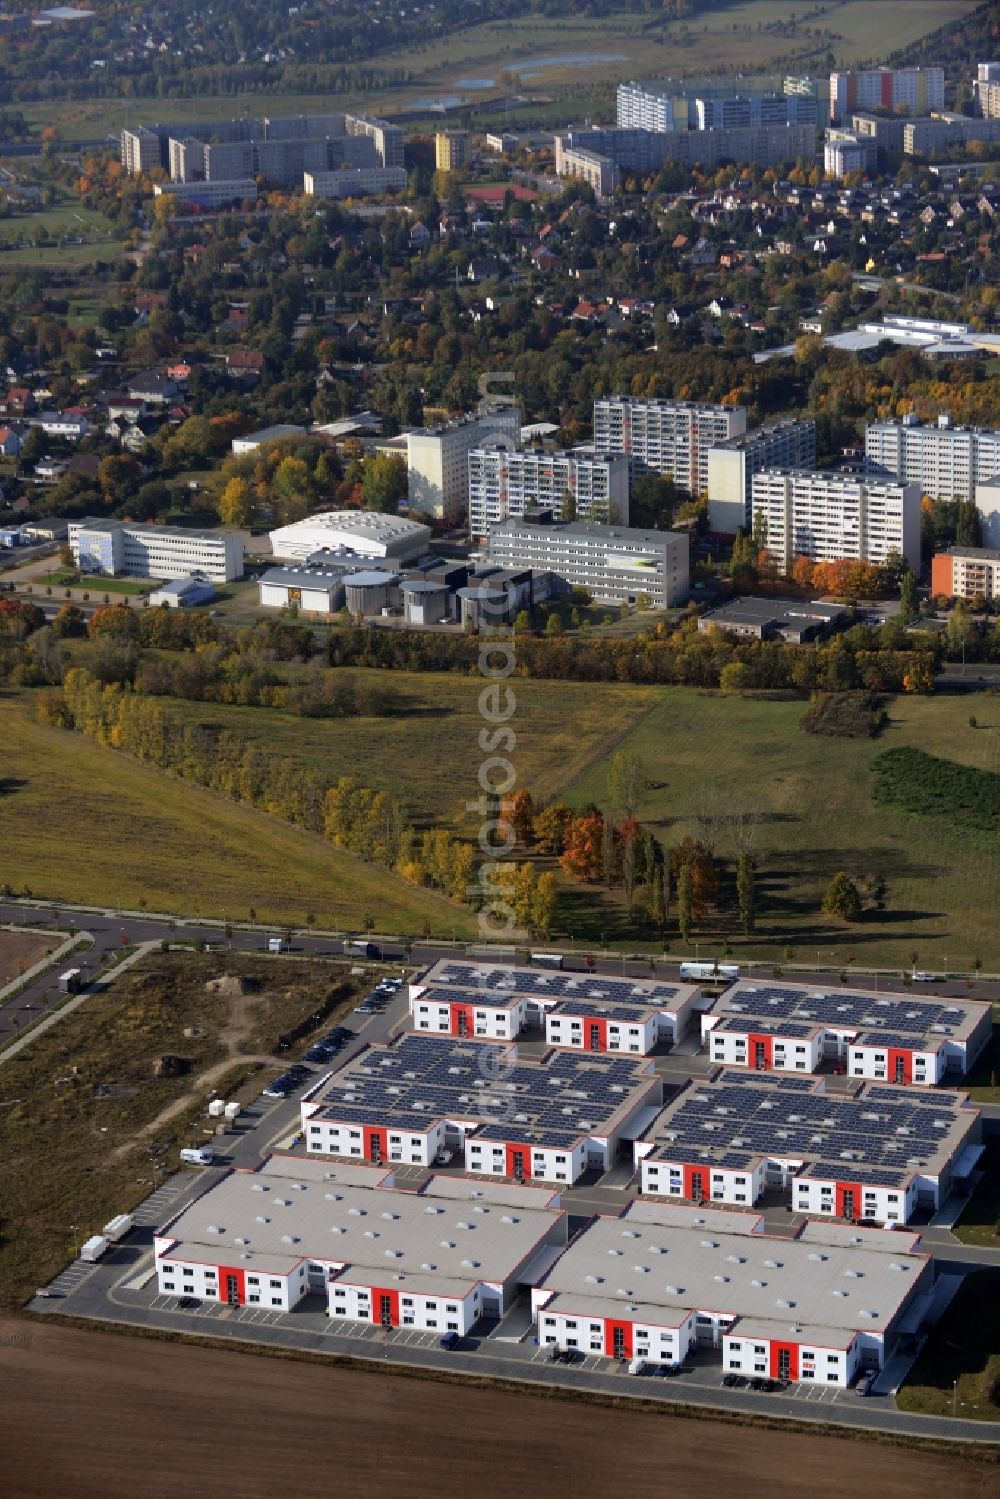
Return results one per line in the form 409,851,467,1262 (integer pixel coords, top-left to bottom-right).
0,1320,995,1499
0,929,58,988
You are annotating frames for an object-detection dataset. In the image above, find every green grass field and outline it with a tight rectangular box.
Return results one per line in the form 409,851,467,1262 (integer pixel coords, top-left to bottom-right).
19,0,977,137
1,691,476,936
896,1268,1000,1422
562,687,1000,967
150,669,655,834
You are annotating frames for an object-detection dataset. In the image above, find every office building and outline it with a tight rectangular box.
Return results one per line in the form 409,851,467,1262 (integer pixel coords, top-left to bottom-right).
533,1199,931,1383
152,180,257,210
751,469,921,573
406,408,521,525
700,979,992,1085
828,67,944,125
488,517,689,609
706,419,815,534
436,130,470,171
594,397,746,497
268,510,431,563
155,1153,567,1328
903,113,1000,157
864,414,1000,502
304,166,407,199
409,960,702,1055
300,1033,663,1185
930,546,1000,601
697,596,846,643
467,445,630,539
68,519,244,582
636,1069,981,1224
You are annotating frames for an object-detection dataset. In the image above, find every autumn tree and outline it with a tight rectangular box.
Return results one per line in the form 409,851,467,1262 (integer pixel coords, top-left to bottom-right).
559,812,604,882
736,851,755,936
501,789,536,846
362,452,407,513
822,871,862,922
218,476,256,529
532,801,573,854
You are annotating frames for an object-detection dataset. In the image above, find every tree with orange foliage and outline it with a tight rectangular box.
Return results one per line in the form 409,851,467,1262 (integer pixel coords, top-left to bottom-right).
501,789,535,846
668,836,718,920
791,555,815,589
559,812,604,883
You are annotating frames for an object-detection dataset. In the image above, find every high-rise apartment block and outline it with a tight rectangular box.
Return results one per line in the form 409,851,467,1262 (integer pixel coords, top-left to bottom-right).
406,408,521,525
435,131,470,171
705,420,816,534
828,66,944,124
467,446,630,539
751,470,921,573
120,126,160,176
931,547,1000,601
864,414,1000,502
593,398,746,497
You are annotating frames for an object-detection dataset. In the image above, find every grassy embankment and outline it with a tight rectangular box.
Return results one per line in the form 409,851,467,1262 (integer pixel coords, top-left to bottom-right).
1,690,478,936
896,1267,1000,1423
0,951,363,1311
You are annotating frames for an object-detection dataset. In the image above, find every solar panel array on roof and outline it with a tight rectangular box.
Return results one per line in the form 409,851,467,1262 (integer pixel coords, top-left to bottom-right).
547,999,651,1023
716,984,976,1044
645,1069,970,1186
311,1034,655,1149
429,961,682,1010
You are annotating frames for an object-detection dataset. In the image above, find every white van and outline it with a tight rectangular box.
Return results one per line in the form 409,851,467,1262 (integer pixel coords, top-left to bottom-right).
266,936,285,953
180,1146,214,1166
628,1357,647,1376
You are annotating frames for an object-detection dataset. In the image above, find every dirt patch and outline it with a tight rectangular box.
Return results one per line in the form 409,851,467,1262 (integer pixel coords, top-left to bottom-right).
0,1320,993,1499
0,929,59,988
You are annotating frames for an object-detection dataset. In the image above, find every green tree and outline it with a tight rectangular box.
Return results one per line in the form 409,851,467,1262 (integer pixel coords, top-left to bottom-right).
608,750,646,817
362,452,407,513
677,864,693,943
560,486,577,522
899,569,919,622
736,850,755,937
822,871,862,922
513,609,533,634
545,611,563,636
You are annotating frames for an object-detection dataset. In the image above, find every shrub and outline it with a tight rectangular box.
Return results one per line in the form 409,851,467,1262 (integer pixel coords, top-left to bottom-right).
871,746,1000,831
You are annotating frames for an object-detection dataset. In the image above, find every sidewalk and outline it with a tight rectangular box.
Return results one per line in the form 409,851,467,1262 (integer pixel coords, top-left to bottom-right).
0,940,158,1064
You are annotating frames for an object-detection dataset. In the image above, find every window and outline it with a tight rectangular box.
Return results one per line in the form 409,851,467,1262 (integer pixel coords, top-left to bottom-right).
270,1279,282,1288
334,1288,346,1299
827,1354,838,1363
827,1373,838,1383
271,1298,282,1307
334,1307,347,1316
248,1294,260,1304
801,1368,814,1379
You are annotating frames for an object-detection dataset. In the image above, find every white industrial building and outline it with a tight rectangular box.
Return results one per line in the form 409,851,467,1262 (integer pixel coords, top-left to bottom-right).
488,518,689,609
407,408,522,525
231,423,307,455
268,510,432,563
467,445,630,540
153,179,258,209
634,1069,981,1224
258,563,351,614
155,1154,567,1330
750,469,921,572
304,166,408,199
300,1033,663,1185
706,420,816,534
864,413,1000,503
409,960,702,1055
593,398,746,497
532,1199,931,1382
68,518,244,582
700,980,991,1085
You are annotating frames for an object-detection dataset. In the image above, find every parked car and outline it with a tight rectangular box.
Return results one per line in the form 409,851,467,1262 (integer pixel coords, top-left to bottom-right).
439,1331,460,1350
857,1372,876,1396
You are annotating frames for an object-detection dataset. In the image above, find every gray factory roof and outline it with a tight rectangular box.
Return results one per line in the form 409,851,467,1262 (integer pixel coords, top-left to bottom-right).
640,1070,977,1187
535,1199,926,1342
342,570,398,587
491,518,682,547
157,1154,563,1295
260,564,350,587
400,578,451,594
303,1033,659,1150
417,960,696,1015
704,980,988,1050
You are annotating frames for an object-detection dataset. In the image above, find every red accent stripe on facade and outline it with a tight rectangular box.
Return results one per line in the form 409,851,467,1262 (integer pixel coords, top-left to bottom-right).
769,1340,800,1380
604,1318,634,1358
216,1265,246,1305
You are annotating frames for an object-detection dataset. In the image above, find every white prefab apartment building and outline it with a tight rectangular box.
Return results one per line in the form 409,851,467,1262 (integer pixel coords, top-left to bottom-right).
488,518,690,608
532,1199,930,1383
750,469,921,572
864,414,1000,502
154,1154,567,1331
407,408,522,525
68,518,244,581
409,960,702,1055
467,445,630,539
593,398,746,497
635,1069,981,1225
705,419,816,534
700,980,992,1085
300,1032,662,1186
828,66,945,124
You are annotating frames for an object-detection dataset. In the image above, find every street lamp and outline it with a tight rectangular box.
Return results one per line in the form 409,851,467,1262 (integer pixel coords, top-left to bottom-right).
70,1223,80,1258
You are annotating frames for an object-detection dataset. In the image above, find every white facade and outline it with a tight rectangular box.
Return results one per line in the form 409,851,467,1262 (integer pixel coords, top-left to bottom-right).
466,1135,590,1184
545,1010,657,1055
824,135,876,179
410,991,528,1042
268,510,431,562
865,416,1000,502
153,179,258,208
467,445,630,539
407,408,522,525
751,469,921,572
593,397,746,497
488,519,689,609
829,67,944,124
705,1024,823,1073
68,519,244,581
706,420,816,534
304,166,407,199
